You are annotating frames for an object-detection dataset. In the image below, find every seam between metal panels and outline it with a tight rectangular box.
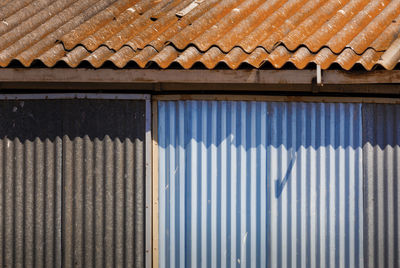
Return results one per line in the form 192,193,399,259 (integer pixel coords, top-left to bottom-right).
2,140,5,268
145,98,153,268
61,130,65,268
361,102,367,267
360,103,366,268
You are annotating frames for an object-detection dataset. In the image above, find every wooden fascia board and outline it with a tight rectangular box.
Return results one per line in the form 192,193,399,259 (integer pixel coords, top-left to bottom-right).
0,69,315,84
0,69,400,94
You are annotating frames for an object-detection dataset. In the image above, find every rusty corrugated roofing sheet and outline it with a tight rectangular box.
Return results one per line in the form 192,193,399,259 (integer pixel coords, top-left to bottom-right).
1,0,400,70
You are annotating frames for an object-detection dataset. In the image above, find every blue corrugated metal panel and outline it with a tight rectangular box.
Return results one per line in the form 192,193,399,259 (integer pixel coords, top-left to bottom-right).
158,101,364,268
363,104,400,268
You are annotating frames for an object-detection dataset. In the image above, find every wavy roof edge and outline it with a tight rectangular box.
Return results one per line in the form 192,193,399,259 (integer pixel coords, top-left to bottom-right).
1,57,398,71
1,0,400,70
2,44,400,70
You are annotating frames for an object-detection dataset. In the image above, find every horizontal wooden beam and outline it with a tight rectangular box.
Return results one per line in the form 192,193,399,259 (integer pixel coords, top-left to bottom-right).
1,68,400,84
0,69,400,94
322,70,400,84
0,68,315,84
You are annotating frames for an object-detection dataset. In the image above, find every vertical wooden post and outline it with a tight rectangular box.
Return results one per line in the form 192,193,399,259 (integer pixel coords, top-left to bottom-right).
152,100,159,268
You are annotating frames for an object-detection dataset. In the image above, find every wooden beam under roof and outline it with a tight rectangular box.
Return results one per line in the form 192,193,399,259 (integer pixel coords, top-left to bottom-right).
0,68,400,94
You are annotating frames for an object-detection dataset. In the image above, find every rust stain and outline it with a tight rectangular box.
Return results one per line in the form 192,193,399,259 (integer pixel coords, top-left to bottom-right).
1,0,400,70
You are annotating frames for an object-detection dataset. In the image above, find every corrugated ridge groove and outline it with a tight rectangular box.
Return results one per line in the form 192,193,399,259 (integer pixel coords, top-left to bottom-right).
0,0,56,36
158,101,364,267
60,0,139,50
0,0,35,20
14,0,117,67
0,0,115,67
0,0,80,51
164,0,391,54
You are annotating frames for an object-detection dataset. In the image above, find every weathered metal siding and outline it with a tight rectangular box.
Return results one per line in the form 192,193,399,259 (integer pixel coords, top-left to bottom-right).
62,100,146,268
0,100,62,268
363,104,400,268
0,99,147,268
158,101,364,268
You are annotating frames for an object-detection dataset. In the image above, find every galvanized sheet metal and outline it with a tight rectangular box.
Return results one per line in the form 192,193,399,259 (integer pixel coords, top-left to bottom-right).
0,100,62,268
363,104,400,268
158,101,364,267
1,0,400,69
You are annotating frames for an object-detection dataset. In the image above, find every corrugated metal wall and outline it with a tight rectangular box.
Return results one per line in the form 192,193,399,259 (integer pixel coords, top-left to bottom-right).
62,100,146,268
158,101,364,268
363,104,400,268
0,99,146,268
0,100,63,268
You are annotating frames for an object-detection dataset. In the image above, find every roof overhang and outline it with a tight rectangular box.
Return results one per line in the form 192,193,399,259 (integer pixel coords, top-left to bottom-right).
1,68,400,95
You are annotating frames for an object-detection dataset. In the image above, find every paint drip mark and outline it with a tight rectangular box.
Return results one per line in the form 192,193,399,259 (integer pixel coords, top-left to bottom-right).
275,149,297,198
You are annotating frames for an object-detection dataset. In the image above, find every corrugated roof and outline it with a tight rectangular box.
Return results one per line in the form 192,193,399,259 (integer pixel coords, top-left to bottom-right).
1,0,400,70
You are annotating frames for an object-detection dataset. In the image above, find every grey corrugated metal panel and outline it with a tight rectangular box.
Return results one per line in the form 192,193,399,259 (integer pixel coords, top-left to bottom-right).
363,104,400,268
0,98,148,268
158,100,364,268
0,100,63,268
62,99,146,268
